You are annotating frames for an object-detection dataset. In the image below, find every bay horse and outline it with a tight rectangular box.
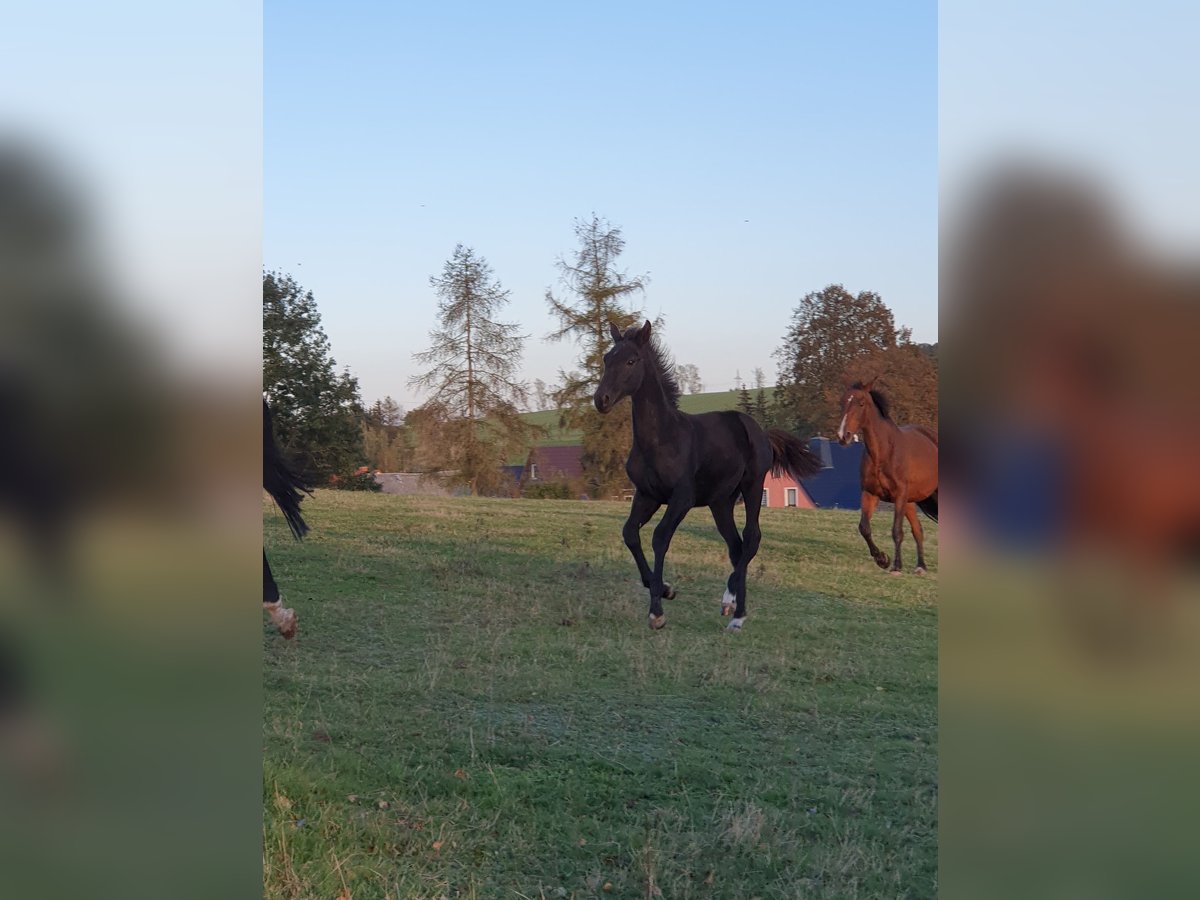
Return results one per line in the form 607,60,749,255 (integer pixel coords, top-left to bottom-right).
595,321,823,630
263,398,311,638
837,380,938,574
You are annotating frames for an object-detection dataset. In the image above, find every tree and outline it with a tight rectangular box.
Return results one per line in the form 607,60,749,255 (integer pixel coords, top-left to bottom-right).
409,245,532,495
531,378,552,412
752,367,773,427
676,363,703,394
362,396,412,472
736,380,754,416
773,284,905,436
263,271,367,480
853,344,939,432
545,215,651,494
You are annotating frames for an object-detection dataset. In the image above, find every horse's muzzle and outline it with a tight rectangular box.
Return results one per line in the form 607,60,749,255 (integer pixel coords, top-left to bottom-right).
594,392,612,414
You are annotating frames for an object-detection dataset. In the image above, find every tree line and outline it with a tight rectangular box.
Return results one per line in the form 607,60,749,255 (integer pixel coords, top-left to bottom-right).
263,215,938,494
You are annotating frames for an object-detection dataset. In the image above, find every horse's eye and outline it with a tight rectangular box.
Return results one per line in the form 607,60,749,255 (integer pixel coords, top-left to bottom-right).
626,358,636,367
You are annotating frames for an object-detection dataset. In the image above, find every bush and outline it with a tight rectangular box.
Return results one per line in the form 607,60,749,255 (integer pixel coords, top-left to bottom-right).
331,471,381,492
523,481,572,500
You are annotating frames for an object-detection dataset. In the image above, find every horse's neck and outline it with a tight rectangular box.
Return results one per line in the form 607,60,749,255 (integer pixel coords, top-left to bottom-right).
861,408,898,462
630,369,679,448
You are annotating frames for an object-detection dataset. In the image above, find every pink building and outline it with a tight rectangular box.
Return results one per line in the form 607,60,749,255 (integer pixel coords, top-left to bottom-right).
759,469,816,509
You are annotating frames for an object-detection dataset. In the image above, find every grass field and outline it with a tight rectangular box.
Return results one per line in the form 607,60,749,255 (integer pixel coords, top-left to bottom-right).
263,492,937,899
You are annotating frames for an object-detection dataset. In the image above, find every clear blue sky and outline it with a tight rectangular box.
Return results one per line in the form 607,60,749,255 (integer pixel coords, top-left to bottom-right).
266,1,936,409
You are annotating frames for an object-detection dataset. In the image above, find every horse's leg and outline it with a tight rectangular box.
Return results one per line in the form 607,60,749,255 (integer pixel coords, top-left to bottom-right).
726,486,764,630
889,493,908,575
623,491,668,596
710,498,743,617
647,492,693,629
905,502,928,574
263,551,297,639
859,493,890,569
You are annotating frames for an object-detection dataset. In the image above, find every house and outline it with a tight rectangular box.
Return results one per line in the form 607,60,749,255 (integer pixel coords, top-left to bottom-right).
760,468,817,508
522,444,584,486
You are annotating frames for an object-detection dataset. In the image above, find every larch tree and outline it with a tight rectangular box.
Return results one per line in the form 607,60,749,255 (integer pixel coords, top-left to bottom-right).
409,244,532,495
545,214,652,495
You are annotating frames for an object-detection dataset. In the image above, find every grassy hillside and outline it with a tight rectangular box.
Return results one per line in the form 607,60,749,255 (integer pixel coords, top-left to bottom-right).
263,492,936,898
518,388,780,452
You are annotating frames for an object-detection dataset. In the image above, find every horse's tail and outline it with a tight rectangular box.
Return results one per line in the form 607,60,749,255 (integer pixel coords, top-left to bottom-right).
766,429,824,481
264,399,311,540
917,490,938,522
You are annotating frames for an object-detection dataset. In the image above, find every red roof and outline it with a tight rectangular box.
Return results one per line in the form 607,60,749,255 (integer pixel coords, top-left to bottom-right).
529,445,584,481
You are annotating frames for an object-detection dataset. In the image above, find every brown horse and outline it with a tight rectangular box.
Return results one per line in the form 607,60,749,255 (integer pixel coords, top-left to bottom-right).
837,380,938,574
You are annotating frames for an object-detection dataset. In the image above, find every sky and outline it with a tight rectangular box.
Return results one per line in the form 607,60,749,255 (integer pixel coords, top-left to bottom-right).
265,1,937,409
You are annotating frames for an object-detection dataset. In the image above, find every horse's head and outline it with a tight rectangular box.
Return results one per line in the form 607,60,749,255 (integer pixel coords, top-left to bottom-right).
594,320,652,414
837,379,876,445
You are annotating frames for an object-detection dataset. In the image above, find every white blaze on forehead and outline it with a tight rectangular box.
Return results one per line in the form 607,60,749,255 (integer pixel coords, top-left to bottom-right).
837,412,848,440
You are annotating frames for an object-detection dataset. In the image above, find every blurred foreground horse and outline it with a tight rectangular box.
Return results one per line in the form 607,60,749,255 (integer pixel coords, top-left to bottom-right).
263,399,311,638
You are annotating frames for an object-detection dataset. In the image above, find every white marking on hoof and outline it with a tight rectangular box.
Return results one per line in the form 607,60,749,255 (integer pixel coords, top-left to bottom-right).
648,614,666,630
915,567,927,576
721,589,736,616
264,601,297,639
726,617,745,631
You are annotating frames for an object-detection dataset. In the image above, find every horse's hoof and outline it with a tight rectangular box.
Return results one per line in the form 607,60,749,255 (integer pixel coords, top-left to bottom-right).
662,583,677,600
265,603,297,639
726,617,745,631
720,589,735,616
648,614,666,630
875,556,890,569
915,567,927,576
889,570,902,577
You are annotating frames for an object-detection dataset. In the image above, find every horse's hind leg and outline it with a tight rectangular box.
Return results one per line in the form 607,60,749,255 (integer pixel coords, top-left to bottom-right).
710,498,743,617
889,494,908,575
263,551,297,639
905,502,928,574
859,493,890,569
725,486,765,631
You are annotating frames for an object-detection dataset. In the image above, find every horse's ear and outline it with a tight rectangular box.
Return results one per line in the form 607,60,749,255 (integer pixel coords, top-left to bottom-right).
861,377,877,392
608,321,622,343
635,320,652,346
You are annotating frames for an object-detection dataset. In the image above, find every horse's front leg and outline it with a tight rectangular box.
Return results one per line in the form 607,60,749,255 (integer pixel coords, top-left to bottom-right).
889,493,908,575
858,492,890,569
647,492,693,629
623,490,663,591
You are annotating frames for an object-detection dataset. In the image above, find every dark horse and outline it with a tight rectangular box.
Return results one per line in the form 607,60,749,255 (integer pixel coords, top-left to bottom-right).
595,321,823,630
837,380,938,574
263,399,311,638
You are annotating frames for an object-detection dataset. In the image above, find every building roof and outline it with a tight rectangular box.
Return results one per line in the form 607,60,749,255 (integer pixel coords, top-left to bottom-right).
799,438,864,509
530,444,583,480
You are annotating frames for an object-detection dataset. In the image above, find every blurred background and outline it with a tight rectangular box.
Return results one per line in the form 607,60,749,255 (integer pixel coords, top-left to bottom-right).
941,1,1200,896
0,2,260,898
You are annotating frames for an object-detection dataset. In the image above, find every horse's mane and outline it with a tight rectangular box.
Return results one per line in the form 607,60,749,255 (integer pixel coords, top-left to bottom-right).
624,326,681,407
851,381,891,421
